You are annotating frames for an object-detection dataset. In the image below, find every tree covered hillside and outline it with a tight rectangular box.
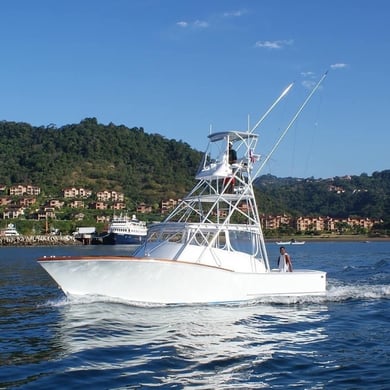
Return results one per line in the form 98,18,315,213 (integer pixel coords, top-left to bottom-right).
0,118,202,204
254,172,390,223
0,119,389,226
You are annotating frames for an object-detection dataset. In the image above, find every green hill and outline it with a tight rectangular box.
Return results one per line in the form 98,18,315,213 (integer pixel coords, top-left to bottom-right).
0,118,389,229
0,118,202,204
254,173,390,224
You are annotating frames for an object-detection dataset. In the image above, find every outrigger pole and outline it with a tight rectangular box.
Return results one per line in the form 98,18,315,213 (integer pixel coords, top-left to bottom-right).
252,71,328,181
250,82,294,134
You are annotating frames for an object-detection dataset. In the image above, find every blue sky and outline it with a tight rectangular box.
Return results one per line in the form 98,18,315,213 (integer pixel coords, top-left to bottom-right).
1,0,389,179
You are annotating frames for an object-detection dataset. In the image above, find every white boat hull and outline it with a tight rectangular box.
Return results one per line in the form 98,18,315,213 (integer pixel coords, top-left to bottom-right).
38,256,326,304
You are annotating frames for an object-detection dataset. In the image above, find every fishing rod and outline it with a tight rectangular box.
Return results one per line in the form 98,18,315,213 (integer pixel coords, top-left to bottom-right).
250,82,294,134
251,71,328,181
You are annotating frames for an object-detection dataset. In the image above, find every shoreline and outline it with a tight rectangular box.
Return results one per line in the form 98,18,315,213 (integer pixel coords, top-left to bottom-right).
0,235,83,247
1,234,389,247
267,235,390,243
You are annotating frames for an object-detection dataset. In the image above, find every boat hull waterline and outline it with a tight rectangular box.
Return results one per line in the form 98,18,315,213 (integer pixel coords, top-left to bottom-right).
38,256,326,304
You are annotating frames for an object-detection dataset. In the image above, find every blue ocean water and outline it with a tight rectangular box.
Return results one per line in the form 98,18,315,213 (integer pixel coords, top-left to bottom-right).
0,242,389,389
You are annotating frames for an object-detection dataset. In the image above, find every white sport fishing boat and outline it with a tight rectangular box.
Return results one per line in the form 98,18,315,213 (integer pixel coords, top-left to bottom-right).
276,239,306,245
37,73,328,304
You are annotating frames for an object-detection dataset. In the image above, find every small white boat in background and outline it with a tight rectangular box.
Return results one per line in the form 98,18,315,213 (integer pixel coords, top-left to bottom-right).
276,239,306,245
37,73,328,304
1,223,20,237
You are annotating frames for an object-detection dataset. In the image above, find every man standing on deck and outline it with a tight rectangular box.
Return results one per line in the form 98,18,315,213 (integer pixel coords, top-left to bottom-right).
278,246,293,272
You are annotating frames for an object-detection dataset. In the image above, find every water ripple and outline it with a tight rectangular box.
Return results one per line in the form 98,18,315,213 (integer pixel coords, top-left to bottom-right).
1,242,390,388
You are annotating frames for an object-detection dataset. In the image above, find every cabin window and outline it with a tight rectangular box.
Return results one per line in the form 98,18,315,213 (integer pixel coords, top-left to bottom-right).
187,230,215,247
229,231,255,255
147,231,160,243
162,231,183,243
186,230,228,248
216,231,227,249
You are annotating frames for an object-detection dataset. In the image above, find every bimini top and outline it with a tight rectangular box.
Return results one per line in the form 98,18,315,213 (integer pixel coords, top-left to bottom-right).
208,131,258,143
